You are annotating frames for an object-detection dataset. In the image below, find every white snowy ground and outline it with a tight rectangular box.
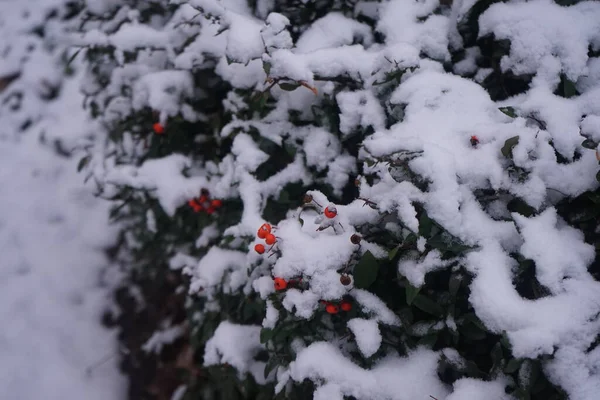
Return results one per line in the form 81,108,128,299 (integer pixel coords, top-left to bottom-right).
0,1,126,398
0,132,126,400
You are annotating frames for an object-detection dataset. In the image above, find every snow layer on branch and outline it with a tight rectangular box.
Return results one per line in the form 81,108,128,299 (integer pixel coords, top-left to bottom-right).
104,154,208,215
479,0,600,87
446,377,514,400
347,318,382,358
378,0,450,61
204,321,270,384
289,343,448,399
187,247,248,297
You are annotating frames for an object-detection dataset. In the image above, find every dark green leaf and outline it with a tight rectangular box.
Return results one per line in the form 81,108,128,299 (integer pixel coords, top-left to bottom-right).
419,211,434,237
279,82,301,91
582,139,598,149
405,282,421,305
298,217,304,227
388,246,400,260
501,136,520,158
562,78,577,98
505,358,522,374
262,61,271,76
353,250,379,289
418,333,438,347
259,328,274,344
507,198,535,217
499,106,517,118
449,273,462,297
412,294,444,317
77,155,91,172
263,358,277,378
596,170,600,183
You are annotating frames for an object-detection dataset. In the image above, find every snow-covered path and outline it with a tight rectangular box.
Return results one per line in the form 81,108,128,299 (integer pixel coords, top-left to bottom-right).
0,1,126,395
0,128,126,398
0,126,127,399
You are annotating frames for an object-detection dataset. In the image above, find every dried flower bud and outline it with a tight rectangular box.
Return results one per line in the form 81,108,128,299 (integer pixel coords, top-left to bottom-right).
340,275,352,286
350,234,362,245
303,194,313,204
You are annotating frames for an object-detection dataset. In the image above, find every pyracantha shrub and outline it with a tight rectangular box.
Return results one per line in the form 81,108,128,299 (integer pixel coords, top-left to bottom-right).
73,0,600,399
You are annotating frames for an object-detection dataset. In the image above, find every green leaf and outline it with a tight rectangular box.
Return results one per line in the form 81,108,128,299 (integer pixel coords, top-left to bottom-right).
262,61,271,76
562,77,577,98
279,82,301,91
77,155,91,172
501,136,520,158
596,170,600,183
418,211,434,237
353,250,379,289
505,358,522,374
417,333,438,347
507,198,535,217
499,106,517,118
405,282,421,305
449,273,462,297
263,358,278,378
582,138,598,149
388,246,400,260
412,294,444,317
259,328,274,344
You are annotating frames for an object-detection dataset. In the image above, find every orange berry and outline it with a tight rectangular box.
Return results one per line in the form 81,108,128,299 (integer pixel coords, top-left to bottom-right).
324,205,337,219
325,304,339,314
254,244,266,254
211,199,223,208
340,301,352,312
265,233,277,245
153,122,165,134
273,277,287,291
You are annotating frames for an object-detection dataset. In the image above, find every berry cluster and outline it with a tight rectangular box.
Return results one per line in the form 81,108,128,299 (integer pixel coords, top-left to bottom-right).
188,189,223,214
254,223,277,254
272,277,302,291
321,298,352,314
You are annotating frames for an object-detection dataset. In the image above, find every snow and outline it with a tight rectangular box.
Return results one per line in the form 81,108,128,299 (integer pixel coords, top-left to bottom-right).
60,0,600,398
0,1,125,397
203,321,269,384
347,318,382,358
290,343,448,400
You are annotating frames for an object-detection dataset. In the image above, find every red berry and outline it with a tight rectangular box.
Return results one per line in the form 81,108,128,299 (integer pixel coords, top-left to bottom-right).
260,223,272,233
257,229,267,239
265,233,277,245
326,304,339,314
470,135,479,146
255,244,266,254
273,277,287,291
193,204,202,213
211,199,223,208
324,205,337,219
340,301,352,312
153,122,165,134
198,195,208,204
188,199,198,208
206,207,216,215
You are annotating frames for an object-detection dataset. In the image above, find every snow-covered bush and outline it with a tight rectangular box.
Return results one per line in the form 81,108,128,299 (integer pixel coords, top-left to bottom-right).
72,0,600,398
